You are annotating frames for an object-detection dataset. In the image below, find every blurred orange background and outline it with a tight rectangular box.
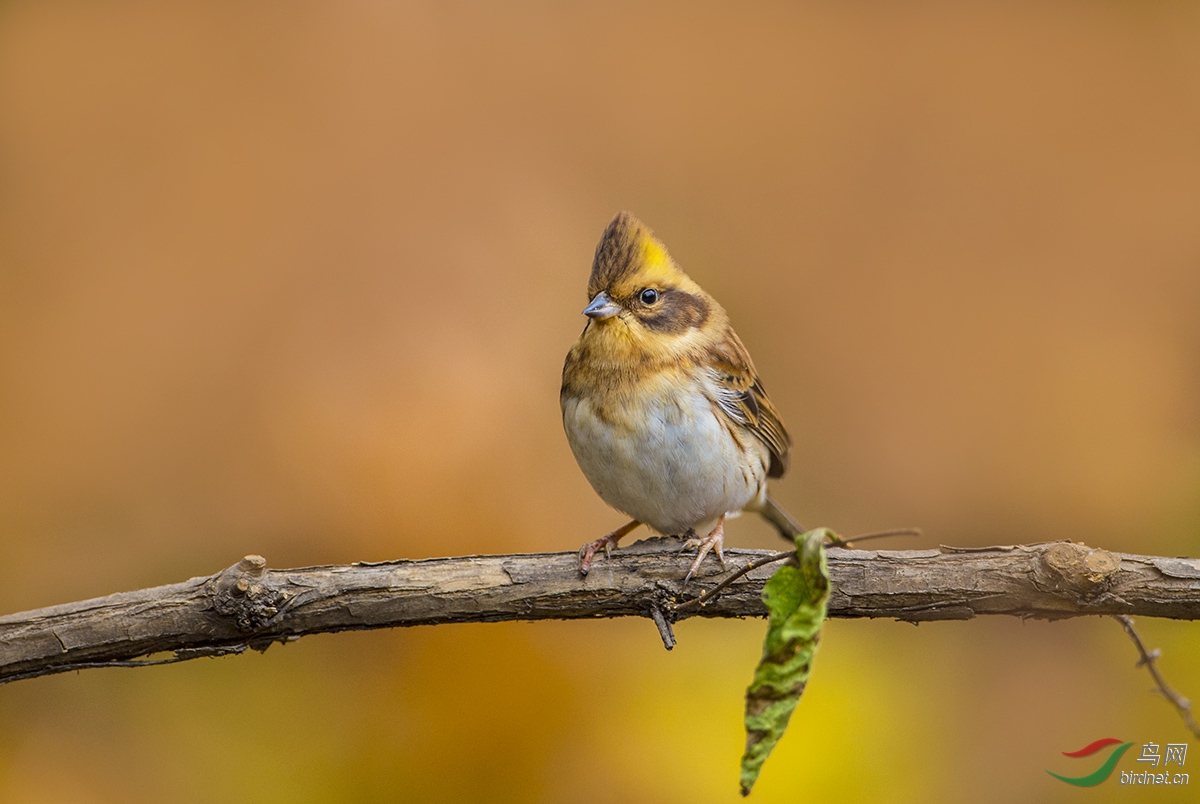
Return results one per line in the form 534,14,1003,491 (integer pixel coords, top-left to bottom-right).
2,1,1199,802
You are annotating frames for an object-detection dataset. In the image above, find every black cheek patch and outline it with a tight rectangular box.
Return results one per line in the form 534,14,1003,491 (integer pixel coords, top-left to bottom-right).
640,291,711,333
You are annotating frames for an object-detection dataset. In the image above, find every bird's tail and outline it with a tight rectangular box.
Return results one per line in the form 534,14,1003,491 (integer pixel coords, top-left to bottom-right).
757,492,805,543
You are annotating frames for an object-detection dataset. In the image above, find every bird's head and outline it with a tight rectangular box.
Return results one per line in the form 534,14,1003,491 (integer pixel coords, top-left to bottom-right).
578,212,723,360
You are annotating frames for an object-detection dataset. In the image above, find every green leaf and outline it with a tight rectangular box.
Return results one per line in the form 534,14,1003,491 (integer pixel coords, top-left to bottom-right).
739,528,832,796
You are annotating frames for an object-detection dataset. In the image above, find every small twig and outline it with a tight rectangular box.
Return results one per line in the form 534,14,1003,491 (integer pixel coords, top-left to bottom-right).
649,605,676,651
1112,615,1200,739
675,528,922,613
675,551,794,613
830,528,921,547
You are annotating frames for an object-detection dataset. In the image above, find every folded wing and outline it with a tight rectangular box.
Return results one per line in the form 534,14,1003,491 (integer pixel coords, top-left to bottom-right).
705,329,791,478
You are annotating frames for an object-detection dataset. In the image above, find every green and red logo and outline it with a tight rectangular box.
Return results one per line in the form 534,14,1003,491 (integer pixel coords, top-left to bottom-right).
1047,738,1134,787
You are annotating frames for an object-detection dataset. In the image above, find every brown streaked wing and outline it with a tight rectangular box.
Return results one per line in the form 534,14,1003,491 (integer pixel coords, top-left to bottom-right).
704,329,792,478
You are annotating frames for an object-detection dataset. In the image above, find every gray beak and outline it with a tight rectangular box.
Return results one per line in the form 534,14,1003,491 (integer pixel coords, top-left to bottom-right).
582,291,621,320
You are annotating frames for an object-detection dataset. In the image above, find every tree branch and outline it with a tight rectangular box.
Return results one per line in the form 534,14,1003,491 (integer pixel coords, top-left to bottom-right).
2,538,1199,685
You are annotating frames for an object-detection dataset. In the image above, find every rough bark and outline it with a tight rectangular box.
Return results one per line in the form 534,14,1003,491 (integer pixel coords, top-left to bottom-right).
2,538,1198,684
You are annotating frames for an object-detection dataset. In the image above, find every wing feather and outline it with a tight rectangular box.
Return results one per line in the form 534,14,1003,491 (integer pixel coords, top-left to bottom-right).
704,329,791,478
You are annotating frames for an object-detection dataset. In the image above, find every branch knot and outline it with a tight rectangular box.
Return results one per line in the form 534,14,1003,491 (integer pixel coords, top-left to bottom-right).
213,555,287,632
1037,542,1120,599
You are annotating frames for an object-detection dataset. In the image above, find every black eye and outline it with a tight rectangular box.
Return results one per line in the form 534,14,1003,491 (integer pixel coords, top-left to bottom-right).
639,288,660,305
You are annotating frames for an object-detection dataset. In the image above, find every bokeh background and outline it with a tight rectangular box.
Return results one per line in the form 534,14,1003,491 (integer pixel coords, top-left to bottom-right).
2,1,1199,802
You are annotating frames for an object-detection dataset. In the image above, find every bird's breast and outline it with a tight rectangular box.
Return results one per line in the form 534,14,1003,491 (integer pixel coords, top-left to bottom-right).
561,368,769,535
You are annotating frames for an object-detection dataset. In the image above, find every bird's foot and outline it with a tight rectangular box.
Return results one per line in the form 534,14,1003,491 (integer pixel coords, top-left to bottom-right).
680,516,727,584
578,534,618,576
578,519,641,576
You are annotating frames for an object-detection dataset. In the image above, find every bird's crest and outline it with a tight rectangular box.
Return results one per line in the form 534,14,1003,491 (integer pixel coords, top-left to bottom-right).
587,211,686,297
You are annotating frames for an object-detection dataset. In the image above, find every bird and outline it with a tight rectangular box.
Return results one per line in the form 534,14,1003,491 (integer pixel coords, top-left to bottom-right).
561,211,803,581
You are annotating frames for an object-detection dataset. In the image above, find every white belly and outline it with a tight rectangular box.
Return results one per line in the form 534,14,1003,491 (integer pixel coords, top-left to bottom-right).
562,378,769,535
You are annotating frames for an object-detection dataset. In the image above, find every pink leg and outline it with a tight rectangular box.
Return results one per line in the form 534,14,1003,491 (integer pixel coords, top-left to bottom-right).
681,515,727,583
578,520,641,575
